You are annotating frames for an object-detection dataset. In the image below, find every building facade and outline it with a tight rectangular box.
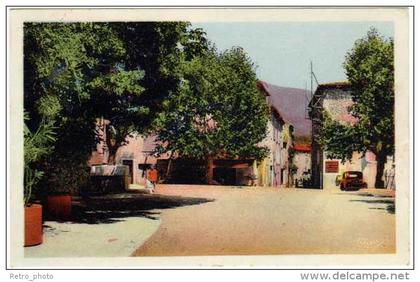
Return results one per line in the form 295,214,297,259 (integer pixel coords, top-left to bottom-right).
308,82,394,189
257,81,313,188
89,80,308,188
89,118,169,188
257,81,294,187
291,143,311,187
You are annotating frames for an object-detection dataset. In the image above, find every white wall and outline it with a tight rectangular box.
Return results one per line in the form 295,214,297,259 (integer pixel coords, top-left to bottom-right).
322,151,394,189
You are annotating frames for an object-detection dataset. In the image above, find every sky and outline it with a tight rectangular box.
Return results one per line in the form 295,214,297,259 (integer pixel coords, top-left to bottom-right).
192,22,394,90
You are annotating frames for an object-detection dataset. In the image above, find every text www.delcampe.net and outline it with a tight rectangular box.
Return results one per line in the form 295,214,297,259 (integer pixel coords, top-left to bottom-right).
300,271,410,282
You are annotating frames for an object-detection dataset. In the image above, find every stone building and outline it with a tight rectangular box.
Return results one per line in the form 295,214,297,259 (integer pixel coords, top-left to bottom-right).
291,143,311,186
308,81,394,189
257,81,296,187
89,118,169,188
257,81,312,187
89,81,311,188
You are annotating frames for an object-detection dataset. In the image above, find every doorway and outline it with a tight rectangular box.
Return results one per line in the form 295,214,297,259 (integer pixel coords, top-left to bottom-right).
214,167,236,185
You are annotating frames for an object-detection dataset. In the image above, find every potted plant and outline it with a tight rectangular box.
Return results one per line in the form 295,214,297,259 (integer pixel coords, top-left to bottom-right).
43,153,91,220
44,164,74,221
24,116,56,246
24,168,43,247
45,191,72,221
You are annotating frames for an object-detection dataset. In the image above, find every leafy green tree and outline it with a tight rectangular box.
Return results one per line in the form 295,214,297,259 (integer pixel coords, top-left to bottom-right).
91,22,209,162
23,96,58,205
24,119,56,205
154,47,269,184
24,22,210,193
24,22,142,193
317,29,394,188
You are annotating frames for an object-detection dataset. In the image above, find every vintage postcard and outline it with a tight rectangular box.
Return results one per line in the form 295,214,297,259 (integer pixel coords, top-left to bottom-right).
7,7,412,268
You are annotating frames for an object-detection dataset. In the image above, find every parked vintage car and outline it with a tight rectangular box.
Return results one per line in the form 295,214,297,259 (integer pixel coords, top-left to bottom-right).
337,171,367,191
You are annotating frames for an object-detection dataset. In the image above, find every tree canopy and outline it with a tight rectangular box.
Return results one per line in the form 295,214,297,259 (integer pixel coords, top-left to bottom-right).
317,28,394,187
24,22,208,193
154,47,269,183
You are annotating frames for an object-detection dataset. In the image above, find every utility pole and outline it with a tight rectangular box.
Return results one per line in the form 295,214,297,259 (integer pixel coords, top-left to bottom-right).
310,61,313,97
310,61,320,91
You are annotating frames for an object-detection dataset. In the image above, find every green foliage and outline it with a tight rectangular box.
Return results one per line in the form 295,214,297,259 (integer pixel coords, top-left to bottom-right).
36,95,62,119
317,111,360,162
282,124,293,143
344,28,394,157
111,23,209,127
24,86,60,205
24,22,210,193
88,71,145,96
24,114,56,206
318,28,394,159
289,163,298,174
154,47,269,163
42,155,91,195
24,22,130,195
24,22,138,142
39,118,97,194
316,28,394,187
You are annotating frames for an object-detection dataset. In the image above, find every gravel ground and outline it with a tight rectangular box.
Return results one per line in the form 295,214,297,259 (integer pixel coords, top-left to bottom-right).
24,217,161,257
133,185,395,256
24,192,212,257
23,185,395,258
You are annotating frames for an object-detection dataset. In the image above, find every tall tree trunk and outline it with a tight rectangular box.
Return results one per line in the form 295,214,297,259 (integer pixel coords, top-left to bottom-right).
206,155,214,185
165,152,174,179
107,147,117,165
106,139,118,165
166,158,173,179
375,152,387,188
103,120,118,165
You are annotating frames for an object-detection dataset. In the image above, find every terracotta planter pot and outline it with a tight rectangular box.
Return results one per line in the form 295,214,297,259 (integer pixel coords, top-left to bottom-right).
24,204,43,247
46,194,72,220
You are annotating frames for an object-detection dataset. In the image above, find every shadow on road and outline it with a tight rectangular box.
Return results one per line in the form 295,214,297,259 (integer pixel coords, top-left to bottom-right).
333,191,394,198
356,193,394,198
349,198,395,214
67,194,215,224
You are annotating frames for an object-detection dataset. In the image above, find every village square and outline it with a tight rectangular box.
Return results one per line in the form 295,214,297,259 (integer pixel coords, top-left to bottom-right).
20,21,396,258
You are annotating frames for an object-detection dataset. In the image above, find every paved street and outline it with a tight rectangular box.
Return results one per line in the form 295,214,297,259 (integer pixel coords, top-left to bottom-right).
133,185,395,256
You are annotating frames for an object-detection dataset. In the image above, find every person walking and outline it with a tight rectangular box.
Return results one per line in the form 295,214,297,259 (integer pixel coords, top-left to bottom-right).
147,165,158,193
385,164,395,190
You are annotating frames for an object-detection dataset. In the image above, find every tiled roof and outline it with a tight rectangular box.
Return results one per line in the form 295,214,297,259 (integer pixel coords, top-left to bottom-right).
294,143,311,153
258,81,312,137
318,81,351,88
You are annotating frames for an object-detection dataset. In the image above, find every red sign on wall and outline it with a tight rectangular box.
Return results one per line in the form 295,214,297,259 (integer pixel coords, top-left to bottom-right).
325,161,339,173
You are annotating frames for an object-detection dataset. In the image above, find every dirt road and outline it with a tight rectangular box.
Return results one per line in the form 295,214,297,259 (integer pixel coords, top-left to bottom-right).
133,185,395,256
